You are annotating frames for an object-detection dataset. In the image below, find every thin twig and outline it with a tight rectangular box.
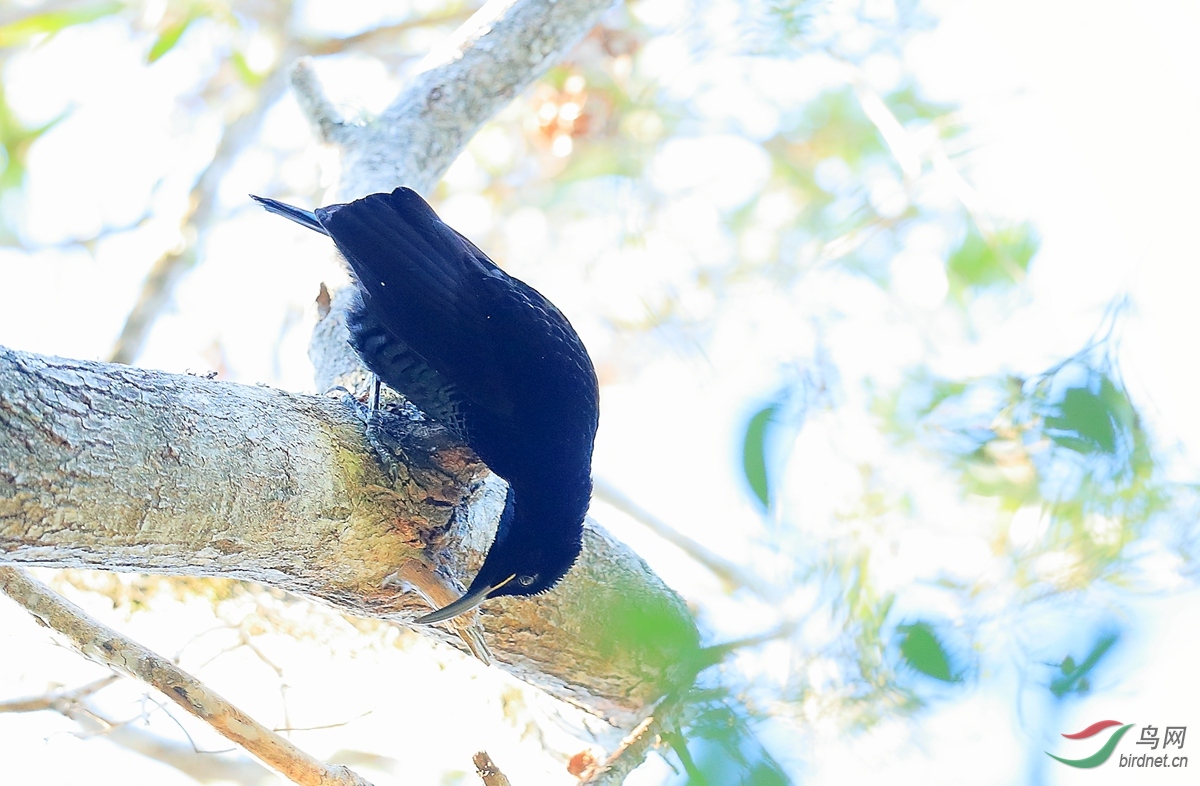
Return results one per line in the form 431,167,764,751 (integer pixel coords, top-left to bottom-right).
272,709,374,733
472,751,512,786
591,477,779,599
0,677,278,783
392,559,493,664
289,58,351,145
107,61,292,365
0,674,120,714
304,10,475,55
0,567,373,786
579,697,695,786
700,620,800,662
835,51,1001,238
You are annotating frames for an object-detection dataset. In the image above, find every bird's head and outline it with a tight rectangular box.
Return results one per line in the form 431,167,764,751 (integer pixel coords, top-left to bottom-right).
414,490,584,624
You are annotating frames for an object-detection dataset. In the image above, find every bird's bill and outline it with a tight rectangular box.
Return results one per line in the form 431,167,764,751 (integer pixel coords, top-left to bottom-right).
414,574,516,624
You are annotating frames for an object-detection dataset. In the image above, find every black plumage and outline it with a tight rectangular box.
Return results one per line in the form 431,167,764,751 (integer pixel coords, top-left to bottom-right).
253,187,598,622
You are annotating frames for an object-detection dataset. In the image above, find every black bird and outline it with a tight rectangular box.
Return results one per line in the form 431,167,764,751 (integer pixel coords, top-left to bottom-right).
252,187,598,623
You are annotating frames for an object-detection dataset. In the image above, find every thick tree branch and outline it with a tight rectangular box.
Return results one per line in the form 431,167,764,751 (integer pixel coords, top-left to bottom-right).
0,346,462,606
3,0,699,769
0,346,699,724
283,0,704,730
0,566,372,786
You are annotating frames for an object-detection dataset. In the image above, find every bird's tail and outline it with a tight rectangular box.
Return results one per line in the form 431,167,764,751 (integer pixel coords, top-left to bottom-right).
251,195,328,235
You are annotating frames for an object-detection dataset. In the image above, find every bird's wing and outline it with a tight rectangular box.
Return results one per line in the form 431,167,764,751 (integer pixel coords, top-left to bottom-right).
317,188,520,424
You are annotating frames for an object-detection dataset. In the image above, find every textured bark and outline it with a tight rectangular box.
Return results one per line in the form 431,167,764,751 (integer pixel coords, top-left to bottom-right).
1,0,701,737
0,346,468,607
0,346,698,724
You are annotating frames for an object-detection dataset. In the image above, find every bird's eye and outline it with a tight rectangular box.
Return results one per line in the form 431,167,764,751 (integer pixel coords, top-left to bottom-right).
518,574,536,586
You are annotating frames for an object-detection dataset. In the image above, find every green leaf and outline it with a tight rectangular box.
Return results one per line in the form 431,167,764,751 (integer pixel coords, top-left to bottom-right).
229,51,264,88
148,14,196,63
0,1,123,48
884,85,959,126
0,79,70,199
947,222,1039,294
1097,374,1137,438
742,403,778,509
898,621,959,682
1045,378,1133,456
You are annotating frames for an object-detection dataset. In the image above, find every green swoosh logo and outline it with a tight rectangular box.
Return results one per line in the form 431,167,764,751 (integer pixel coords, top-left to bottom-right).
1046,723,1134,768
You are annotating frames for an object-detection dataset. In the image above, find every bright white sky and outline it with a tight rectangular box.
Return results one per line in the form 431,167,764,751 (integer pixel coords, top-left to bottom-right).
1,0,1198,784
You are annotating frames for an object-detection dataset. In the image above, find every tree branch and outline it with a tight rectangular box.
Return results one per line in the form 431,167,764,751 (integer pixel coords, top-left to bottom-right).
578,698,694,786
0,674,278,784
0,674,119,715
0,566,372,786
592,477,780,600
0,346,699,725
3,0,699,765
472,751,513,786
281,0,704,730
108,58,293,365
297,0,618,197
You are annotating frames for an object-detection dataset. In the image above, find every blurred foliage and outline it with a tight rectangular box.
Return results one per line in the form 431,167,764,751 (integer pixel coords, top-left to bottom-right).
0,1,122,48
897,621,960,683
0,2,119,231
946,222,1039,296
145,5,200,63
1043,375,1133,457
742,401,779,509
1050,632,1118,698
882,345,1166,565
0,81,64,240
2,0,1197,783
0,0,476,244
663,693,791,786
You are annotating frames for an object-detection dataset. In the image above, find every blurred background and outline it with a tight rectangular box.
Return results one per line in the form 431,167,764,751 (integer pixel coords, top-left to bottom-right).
1,0,1198,783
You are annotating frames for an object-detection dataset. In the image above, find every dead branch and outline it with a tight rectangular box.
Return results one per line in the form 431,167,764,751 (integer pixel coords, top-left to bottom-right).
472,751,513,786
0,566,371,786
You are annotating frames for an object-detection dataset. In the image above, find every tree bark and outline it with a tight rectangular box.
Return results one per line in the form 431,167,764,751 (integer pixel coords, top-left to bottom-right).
0,345,698,725
0,0,700,733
